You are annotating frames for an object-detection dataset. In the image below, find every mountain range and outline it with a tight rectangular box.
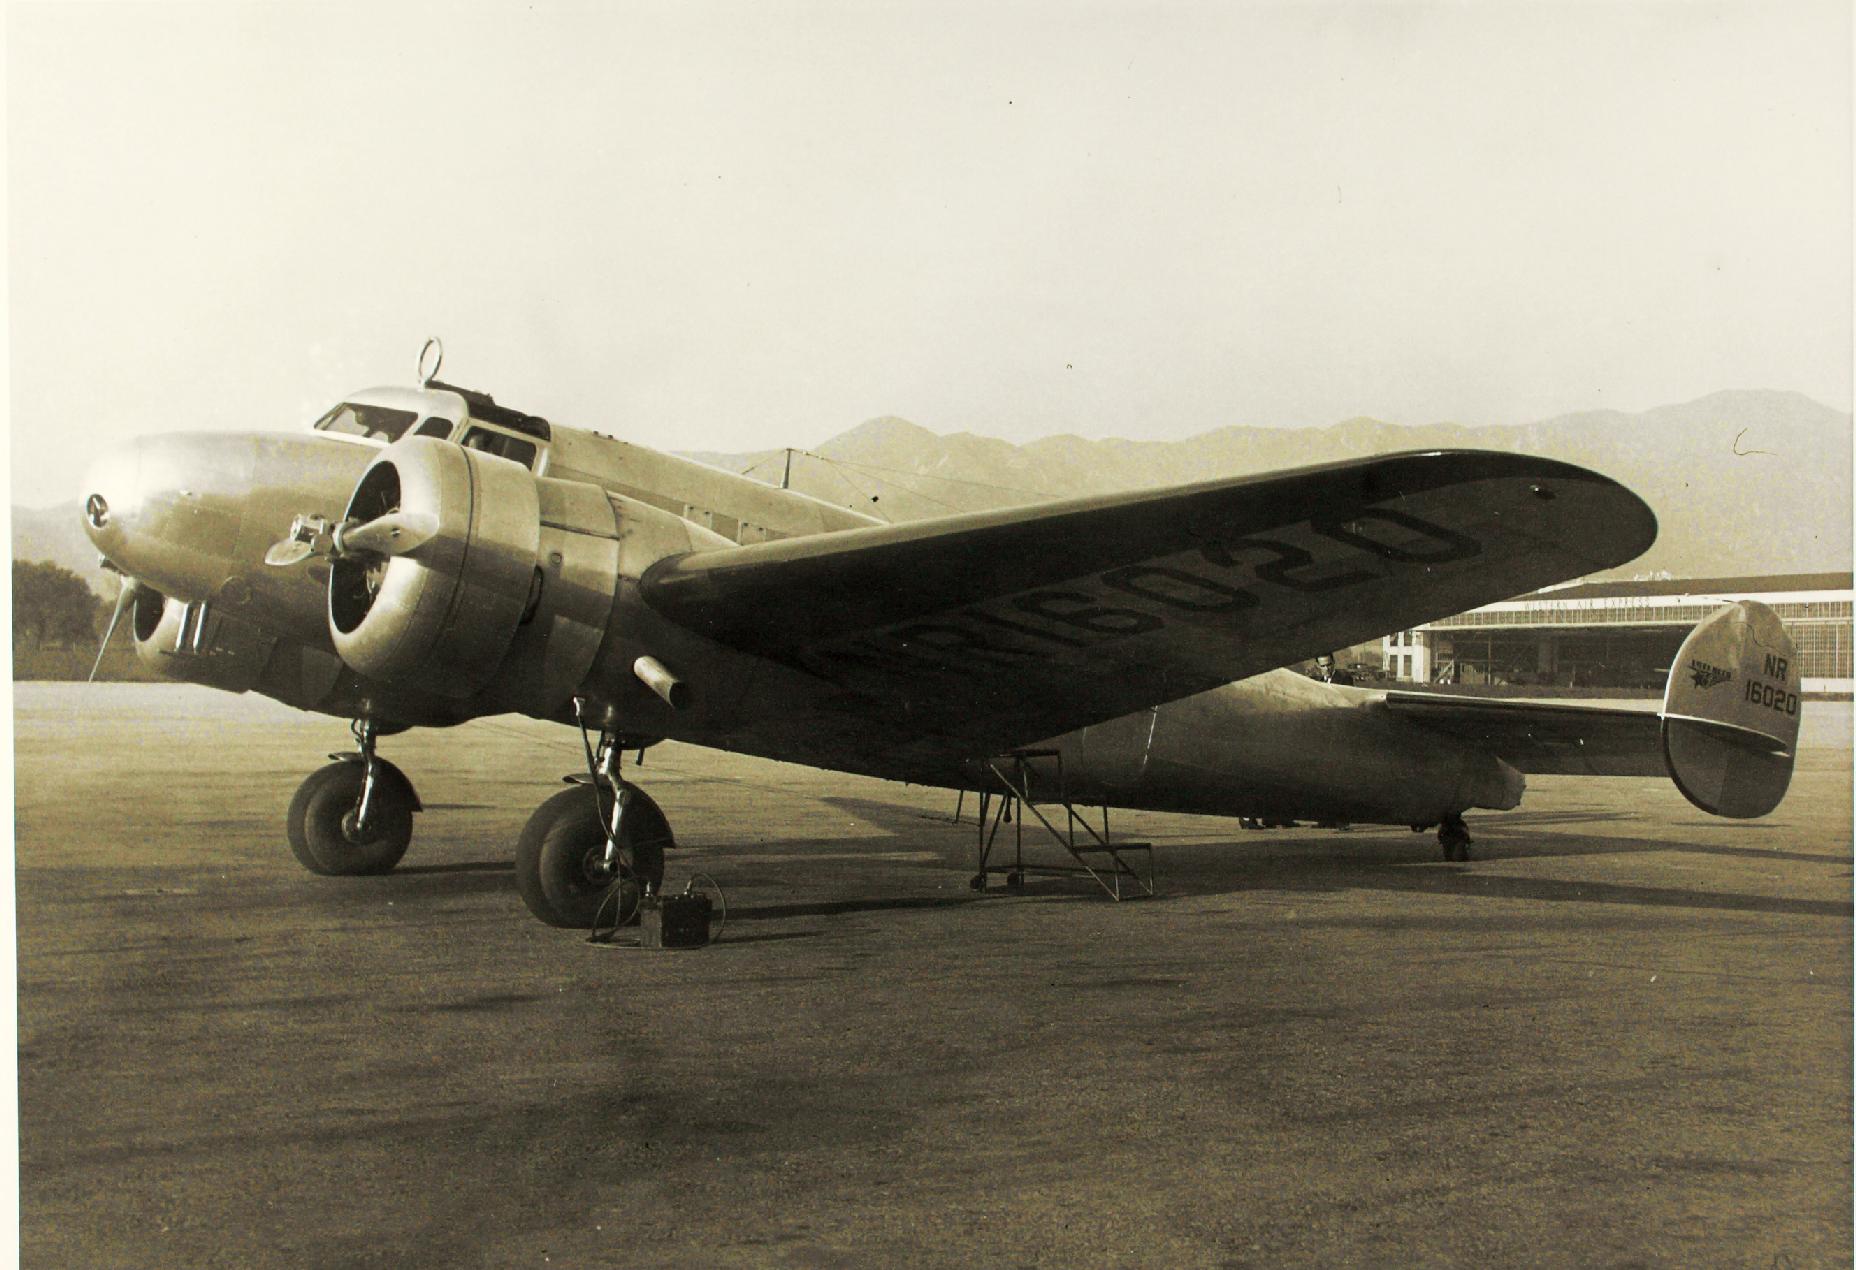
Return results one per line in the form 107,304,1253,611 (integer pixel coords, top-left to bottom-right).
15,389,1850,596
690,389,1851,582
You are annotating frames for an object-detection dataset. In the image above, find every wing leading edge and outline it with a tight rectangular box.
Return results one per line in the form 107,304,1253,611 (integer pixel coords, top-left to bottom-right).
641,449,1658,758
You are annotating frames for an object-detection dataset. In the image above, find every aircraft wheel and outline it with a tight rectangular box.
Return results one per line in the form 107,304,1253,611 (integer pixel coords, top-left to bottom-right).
515,784,673,928
286,760,415,876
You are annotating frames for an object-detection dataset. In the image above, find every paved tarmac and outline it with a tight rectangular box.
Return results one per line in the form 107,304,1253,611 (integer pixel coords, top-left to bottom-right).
13,683,1853,1267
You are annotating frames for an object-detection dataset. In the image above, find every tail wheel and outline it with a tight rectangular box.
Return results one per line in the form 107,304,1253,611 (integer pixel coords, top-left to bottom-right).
515,784,674,928
1438,814,1473,863
286,759,416,876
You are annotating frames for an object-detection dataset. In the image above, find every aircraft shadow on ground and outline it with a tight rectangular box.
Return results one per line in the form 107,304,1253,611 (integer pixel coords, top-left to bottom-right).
314,857,518,903
343,793,1851,921
725,895,981,923
352,807,988,917
394,861,514,877
1198,852,1853,919
812,794,1854,921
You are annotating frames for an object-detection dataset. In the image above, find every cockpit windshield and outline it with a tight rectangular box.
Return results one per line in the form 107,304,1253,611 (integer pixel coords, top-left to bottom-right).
313,402,418,442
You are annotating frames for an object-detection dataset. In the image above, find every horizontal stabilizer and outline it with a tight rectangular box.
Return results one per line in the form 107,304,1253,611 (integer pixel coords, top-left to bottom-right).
1378,693,1664,777
1382,600,1800,820
1661,600,1800,818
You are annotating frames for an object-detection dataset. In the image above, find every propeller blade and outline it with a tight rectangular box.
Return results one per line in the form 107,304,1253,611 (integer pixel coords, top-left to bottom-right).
334,510,440,558
263,539,316,568
88,581,138,683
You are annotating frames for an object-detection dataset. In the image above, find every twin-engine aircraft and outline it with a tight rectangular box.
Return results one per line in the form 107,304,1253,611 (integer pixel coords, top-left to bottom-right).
81,350,1803,927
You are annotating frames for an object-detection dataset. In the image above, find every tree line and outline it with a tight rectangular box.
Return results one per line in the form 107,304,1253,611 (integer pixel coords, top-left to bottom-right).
13,560,107,649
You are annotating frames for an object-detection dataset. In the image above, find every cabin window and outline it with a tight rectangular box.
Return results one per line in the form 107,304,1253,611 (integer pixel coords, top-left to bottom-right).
415,418,454,439
313,403,419,442
460,426,537,469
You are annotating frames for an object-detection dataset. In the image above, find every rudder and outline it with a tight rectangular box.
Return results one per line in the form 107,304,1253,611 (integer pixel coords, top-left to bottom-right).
1661,600,1801,818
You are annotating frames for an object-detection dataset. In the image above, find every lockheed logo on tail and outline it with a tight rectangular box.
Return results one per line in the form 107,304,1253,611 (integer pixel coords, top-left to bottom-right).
1689,660,1733,690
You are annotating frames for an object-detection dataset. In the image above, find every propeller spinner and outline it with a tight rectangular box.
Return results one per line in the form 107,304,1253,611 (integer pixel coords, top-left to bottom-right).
263,510,440,568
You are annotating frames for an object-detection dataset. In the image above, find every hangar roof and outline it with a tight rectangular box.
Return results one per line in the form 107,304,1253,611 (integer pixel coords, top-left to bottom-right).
1413,571,1851,632
1540,572,1851,601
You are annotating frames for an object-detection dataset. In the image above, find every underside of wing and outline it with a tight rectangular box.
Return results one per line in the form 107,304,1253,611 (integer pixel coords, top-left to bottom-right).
1375,693,1668,776
641,449,1658,758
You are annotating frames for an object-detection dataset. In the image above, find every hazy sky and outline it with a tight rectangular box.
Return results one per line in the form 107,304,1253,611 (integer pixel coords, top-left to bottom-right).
8,0,1851,506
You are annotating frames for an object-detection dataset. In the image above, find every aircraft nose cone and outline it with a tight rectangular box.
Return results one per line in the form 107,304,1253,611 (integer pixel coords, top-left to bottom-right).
77,433,259,602
81,446,142,560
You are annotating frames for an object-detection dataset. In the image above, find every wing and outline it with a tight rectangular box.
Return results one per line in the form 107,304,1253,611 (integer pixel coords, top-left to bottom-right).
641,449,1658,758
1374,693,1668,776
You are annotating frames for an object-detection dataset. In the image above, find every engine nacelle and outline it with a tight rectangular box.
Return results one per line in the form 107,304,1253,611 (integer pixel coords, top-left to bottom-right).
329,437,544,699
319,436,723,716
131,587,271,691
130,585,352,713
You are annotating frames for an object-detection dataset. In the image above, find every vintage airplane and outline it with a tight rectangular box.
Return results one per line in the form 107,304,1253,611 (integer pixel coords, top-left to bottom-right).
80,346,1804,927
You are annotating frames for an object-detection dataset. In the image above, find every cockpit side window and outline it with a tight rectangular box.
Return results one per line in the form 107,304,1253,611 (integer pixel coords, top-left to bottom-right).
314,403,419,442
460,426,537,469
414,417,454,439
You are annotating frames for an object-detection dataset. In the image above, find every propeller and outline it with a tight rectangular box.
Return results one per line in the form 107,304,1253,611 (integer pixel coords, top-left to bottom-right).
263,510,440,569
88,578,141,683
263,538,317,568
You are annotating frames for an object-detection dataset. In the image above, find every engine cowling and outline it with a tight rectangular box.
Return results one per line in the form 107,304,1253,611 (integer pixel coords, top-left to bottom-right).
131,587,270,691
317,434,743,716
328,436,544,699
130,585,351,713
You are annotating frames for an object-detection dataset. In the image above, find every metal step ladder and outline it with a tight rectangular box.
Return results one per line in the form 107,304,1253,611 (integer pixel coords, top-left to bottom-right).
969,748,1155,901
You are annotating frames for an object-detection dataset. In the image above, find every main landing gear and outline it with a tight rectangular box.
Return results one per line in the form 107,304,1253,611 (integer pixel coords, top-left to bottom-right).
286,718,422,875
1438,813,1473,862
515,731,672,929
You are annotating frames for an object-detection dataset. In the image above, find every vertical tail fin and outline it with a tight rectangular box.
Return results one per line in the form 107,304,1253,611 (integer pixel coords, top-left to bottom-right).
1661,600,1800,818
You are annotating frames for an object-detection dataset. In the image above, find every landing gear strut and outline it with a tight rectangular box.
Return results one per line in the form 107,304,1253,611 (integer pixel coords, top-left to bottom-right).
515,730,673,928
1438,813,1473,863
286,718,420,875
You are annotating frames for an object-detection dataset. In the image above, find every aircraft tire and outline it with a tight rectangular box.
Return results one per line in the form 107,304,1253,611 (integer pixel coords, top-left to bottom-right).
286,759,416,876
515,784,673,928
1438,815,1473,863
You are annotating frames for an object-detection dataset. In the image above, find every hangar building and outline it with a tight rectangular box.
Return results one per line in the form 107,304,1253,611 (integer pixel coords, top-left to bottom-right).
1382,572,1853,696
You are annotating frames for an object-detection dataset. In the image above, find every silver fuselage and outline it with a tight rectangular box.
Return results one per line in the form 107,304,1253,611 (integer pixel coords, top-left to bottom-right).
82,396,1520,827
